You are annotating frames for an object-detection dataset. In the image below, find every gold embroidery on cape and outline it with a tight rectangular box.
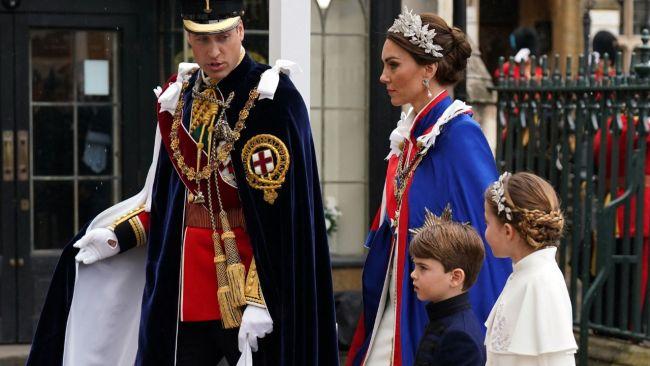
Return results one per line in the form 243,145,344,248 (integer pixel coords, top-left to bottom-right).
241,134,290,204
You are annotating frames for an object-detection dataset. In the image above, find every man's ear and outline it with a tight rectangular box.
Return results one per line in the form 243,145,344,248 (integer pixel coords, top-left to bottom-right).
237,21,245,42
450,268,466,289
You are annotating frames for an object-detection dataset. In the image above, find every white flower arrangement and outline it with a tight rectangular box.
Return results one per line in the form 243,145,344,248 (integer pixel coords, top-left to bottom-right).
324,196,342,236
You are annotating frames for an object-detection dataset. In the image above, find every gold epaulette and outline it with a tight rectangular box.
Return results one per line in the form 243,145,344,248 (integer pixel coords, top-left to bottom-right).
245,258,266,308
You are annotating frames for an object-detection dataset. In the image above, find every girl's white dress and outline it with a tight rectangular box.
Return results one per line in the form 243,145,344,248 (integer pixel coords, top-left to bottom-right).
485,247,578,366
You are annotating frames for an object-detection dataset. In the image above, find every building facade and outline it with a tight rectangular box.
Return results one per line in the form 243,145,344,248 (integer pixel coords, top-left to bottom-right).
1,0,647,345
0,0,375,344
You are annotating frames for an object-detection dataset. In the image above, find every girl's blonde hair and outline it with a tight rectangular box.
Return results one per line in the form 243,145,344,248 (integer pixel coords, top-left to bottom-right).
485,172,565,248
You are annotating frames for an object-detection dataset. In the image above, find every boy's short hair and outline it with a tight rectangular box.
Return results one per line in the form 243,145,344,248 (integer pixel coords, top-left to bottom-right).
410,219,485,291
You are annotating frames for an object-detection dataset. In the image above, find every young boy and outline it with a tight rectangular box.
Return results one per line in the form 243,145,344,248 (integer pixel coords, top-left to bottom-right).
409,207,487,366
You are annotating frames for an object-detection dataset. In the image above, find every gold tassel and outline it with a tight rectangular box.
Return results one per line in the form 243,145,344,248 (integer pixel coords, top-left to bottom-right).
219,209,246,307
226,262,247,306
217,286,242,328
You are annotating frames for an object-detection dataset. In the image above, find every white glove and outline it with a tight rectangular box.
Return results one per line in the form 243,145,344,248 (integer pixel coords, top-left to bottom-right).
237,305,273,365
514,47,531,63
236,341,253,366
73,228,120,265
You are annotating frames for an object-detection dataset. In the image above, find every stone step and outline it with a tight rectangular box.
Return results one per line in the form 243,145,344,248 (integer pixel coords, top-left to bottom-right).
0,345,29,366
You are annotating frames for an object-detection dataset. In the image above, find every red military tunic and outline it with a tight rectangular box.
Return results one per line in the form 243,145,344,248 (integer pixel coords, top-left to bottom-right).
180,161,254,321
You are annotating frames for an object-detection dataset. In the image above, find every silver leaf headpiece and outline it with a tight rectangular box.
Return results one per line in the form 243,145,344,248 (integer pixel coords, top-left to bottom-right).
491,172,513,221
388,6,444,58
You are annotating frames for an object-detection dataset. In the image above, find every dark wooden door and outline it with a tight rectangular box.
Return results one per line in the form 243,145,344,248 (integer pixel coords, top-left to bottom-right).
0,0,157,343
0,12,19,344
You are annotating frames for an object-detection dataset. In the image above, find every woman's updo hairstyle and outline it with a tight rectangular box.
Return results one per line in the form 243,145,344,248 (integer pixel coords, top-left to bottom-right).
386,12,472,85
484,172,565,249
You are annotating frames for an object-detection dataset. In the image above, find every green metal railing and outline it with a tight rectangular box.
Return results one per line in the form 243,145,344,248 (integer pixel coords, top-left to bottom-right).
493,30,650,365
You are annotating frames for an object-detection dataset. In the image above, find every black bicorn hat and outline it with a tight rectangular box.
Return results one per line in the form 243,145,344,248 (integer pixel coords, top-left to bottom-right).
181,0,244,34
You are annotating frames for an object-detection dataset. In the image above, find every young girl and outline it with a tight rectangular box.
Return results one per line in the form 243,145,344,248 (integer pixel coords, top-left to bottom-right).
483,172,578,365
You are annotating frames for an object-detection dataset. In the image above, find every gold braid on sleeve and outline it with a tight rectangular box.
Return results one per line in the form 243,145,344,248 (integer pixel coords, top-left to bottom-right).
108,206,146,230
244,258,266,308
108,206,148,251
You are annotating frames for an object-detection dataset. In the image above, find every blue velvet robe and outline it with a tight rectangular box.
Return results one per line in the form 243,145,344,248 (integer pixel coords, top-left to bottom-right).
27,55,339,366
347,93,511,366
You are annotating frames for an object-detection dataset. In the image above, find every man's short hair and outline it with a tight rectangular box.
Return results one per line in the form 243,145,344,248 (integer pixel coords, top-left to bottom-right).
410,219,485,291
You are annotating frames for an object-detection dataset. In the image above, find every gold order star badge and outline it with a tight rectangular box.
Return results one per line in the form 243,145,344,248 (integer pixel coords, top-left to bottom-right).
241,134,290,204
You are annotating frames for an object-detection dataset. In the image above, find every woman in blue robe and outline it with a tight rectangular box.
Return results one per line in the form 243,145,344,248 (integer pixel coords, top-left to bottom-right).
347,8,511,366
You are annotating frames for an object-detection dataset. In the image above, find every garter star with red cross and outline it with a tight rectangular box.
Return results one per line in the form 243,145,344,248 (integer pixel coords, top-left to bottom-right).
241,134,290,204
252,149,275,176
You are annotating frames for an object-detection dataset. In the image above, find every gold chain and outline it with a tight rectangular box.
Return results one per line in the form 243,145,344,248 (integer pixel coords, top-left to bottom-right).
393,143,425,204
214,88,260,164
169,83,259,183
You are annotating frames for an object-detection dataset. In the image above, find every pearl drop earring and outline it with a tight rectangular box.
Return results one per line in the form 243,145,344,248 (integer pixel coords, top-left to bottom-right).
423,79,432,98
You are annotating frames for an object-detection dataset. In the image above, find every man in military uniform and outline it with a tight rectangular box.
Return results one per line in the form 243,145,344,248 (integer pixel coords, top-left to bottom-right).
27,1,339,365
